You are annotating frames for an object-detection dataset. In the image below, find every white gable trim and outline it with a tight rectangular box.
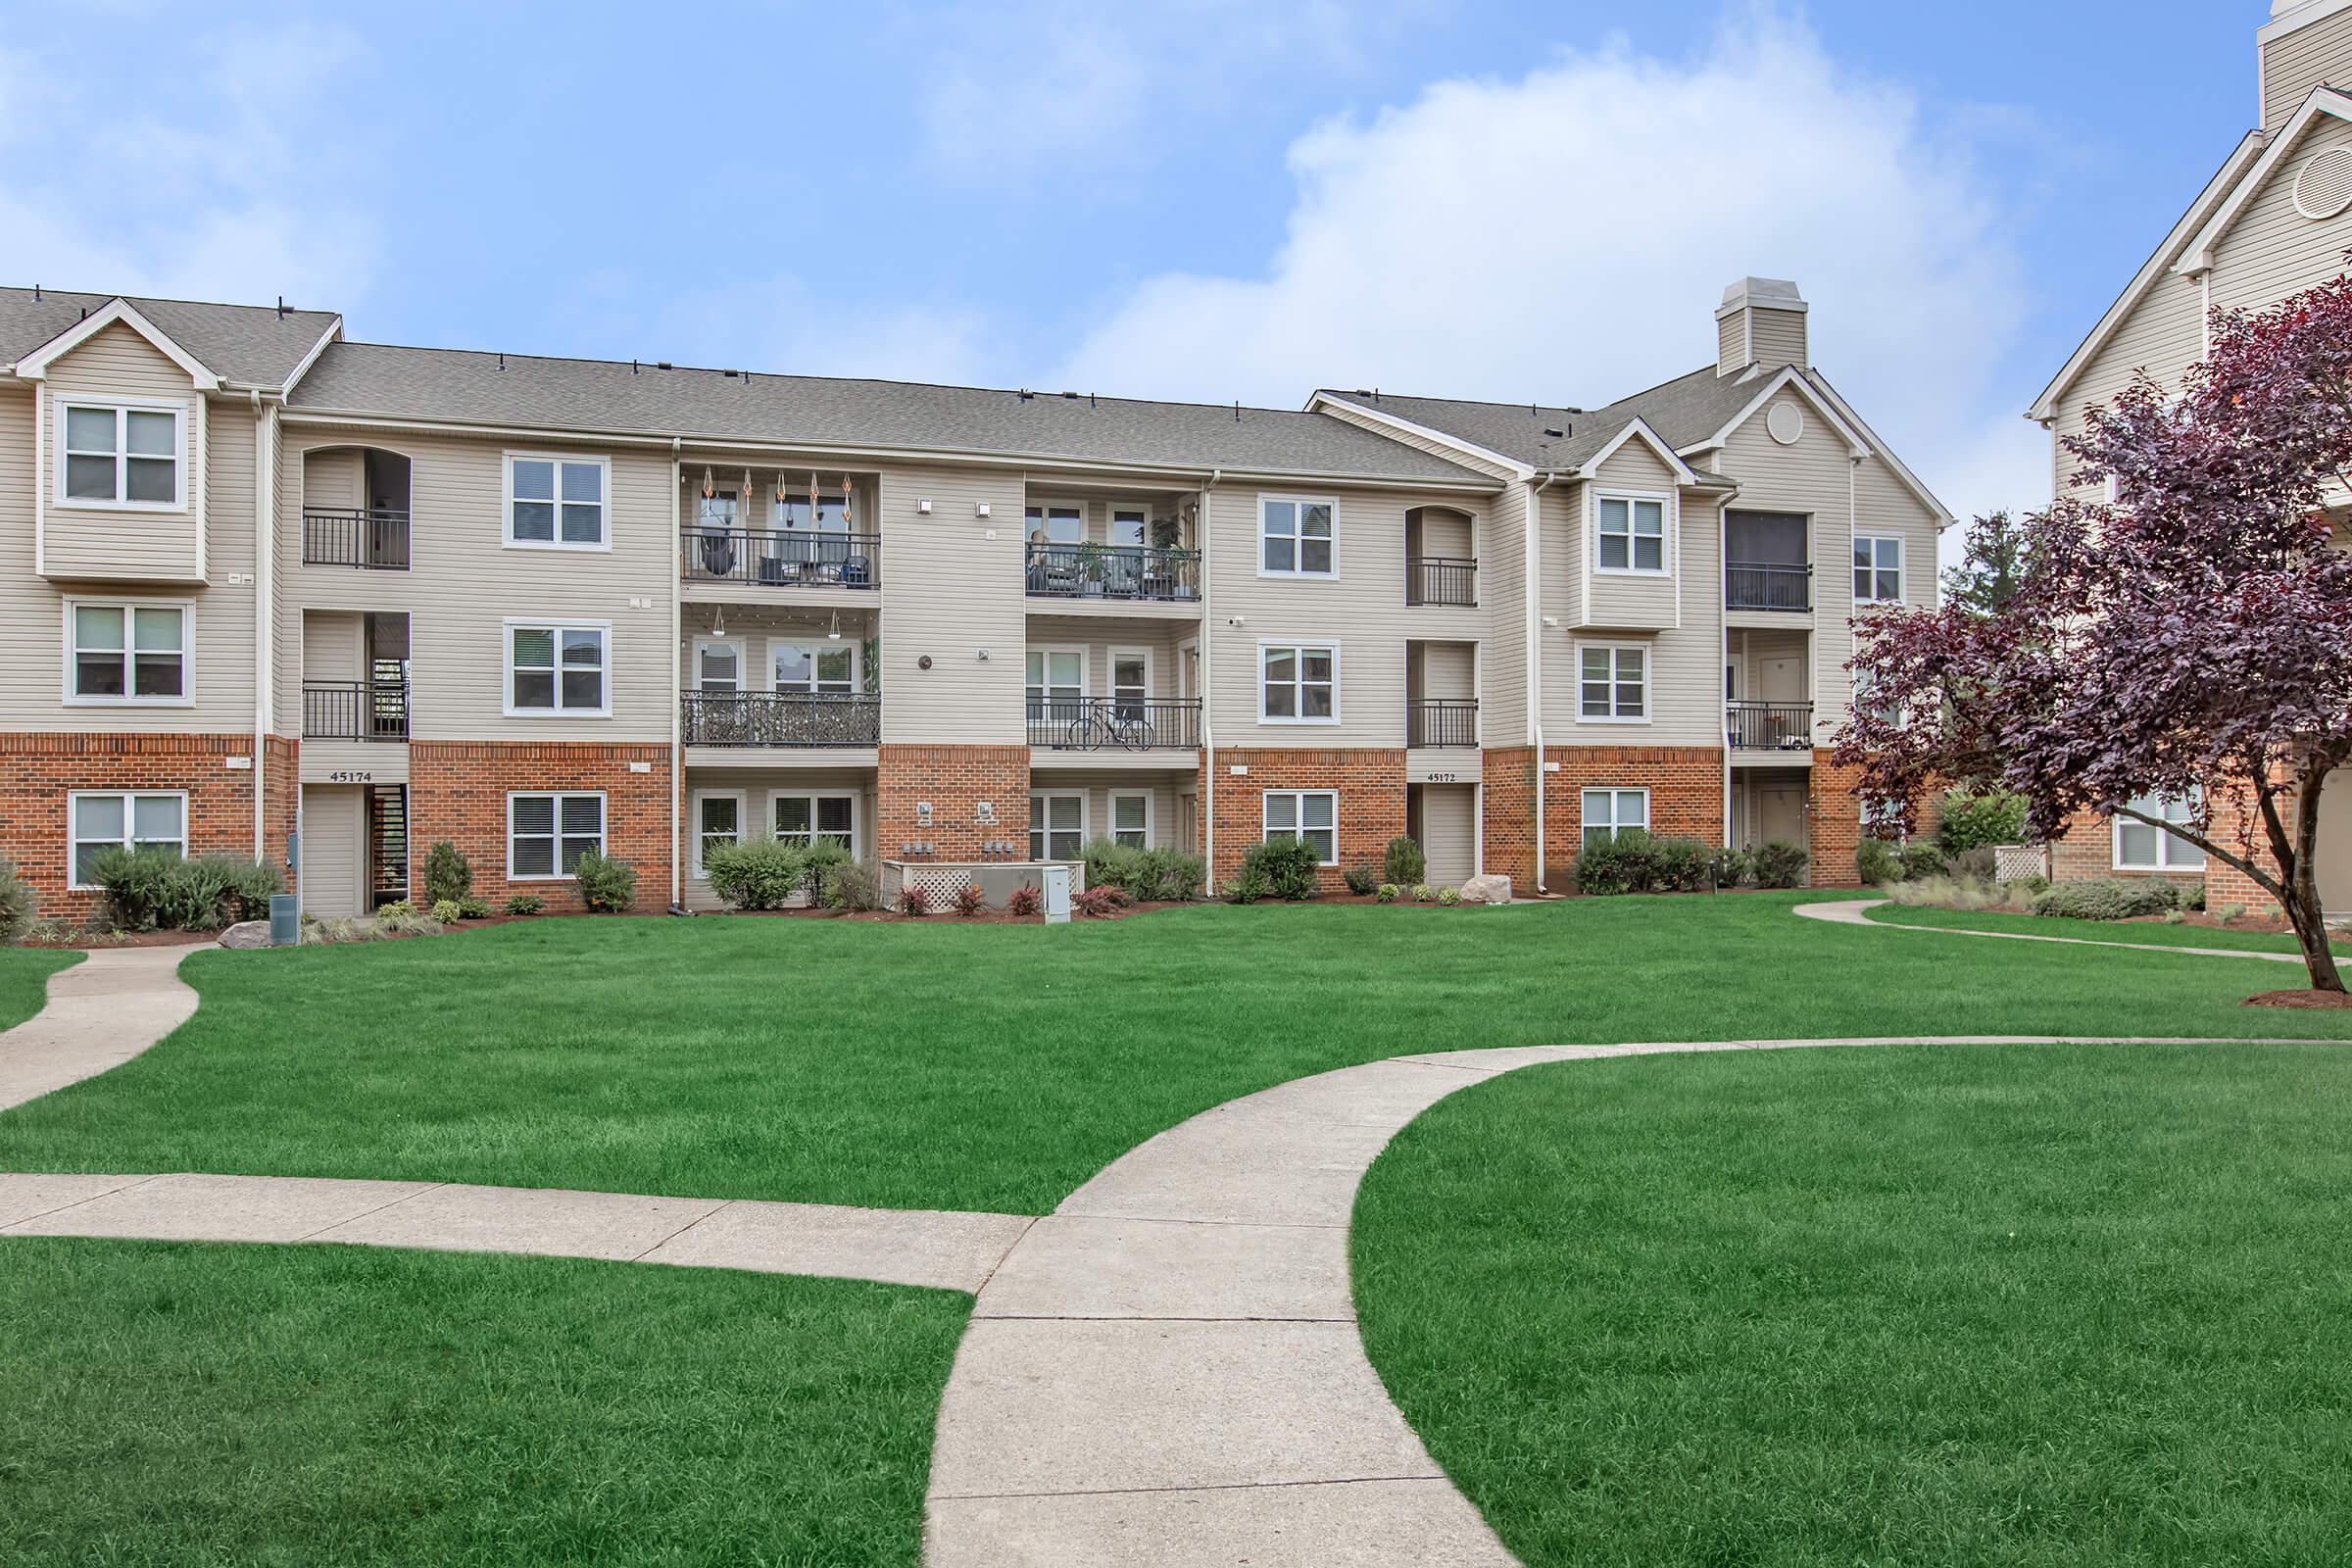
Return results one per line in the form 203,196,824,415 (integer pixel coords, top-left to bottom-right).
1802,373,1959,530
1302,391,1535,479
12,298,221,390
278,317,345,397
1578,417,1702,486
2028,131,2268,421
2263,0,2352,45
2176,89,2352,277
1680,367,1868,461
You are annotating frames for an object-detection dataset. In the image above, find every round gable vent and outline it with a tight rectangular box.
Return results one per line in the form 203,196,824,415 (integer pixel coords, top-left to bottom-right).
2293,145,2352,221
1766,401,1805,446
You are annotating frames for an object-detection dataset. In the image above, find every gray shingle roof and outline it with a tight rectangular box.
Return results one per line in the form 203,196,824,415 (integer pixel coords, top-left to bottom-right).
0,287,339,389
1318,367,1775,473
290,341,1494,484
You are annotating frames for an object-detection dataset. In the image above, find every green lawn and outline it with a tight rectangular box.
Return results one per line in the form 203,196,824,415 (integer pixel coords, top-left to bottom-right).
3,896,2345,1215
1868,900,2340,955
0,1238,966,1566
1353,1041,2352,1566
0,946,77,1032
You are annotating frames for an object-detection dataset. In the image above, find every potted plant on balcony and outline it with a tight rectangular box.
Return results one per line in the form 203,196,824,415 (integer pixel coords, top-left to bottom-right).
1075,539,1109,597
1149,517,1196,598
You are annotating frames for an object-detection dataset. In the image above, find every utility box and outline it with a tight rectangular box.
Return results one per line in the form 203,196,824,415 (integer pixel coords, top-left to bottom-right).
1041,864,1072,924
269,894,301,948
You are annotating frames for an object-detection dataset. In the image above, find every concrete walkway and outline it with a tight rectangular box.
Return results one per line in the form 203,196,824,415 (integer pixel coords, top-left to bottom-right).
0,945,200,1111
1795,898,2306,963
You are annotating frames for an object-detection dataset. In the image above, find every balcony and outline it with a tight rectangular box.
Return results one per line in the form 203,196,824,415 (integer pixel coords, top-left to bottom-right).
1408,698,1479,748
1405,556,1477,608
303,680,409,741
682,691,880,747
1027,696,1201,752
1726,700,1815,753
682,528,878,589
303,509,411,569
1024,544,1200,603
1726,562,1811,612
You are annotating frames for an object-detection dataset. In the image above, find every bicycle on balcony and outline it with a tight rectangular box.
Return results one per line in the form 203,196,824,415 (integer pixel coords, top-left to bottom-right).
1060,705,1159,751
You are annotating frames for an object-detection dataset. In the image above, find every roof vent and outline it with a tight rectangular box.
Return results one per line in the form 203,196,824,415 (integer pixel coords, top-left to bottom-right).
2294,146,2352,220
1543,427,1565,439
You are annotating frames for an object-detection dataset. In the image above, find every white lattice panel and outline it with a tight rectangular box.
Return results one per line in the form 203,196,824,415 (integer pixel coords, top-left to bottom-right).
906,867,975,904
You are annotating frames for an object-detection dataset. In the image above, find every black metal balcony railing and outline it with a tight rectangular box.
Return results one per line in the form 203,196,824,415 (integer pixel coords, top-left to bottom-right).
1726,700,1815,751
682,528,879,588
1407,697,1480,748
681,691,880,747
1405,556,1478,608
303,508,411,569
1024,544,1200,603
303,680,409,741
1027,696,1201,751
1726,561,1811,612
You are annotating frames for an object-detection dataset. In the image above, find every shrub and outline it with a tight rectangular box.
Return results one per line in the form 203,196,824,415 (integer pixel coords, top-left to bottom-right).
1714,848,1755,888
423,841,472,905
2031,877,2180,921
1936,788,2030,855
1751,839,1808,889
897,884,931,916
703,839,809,910
1375,883,1399,903
1135,850,1205,903
430,899,465,923
1075,885,1129,917
1344,864,1381,897
88,850,278,932
1221,869,1269,905
1077,841,1205,903
954,882,988,917
1897,843,1948,881
455,895,492,920
2164,909,2187,924
378,899,416,918
1573,829,1659,897
503,895,544,916
573,851,636,913
87,848,177,930
216,858,282,923
0,857,31,944
1241,838,1320,902
2216,902,2247,923
379,907,443,937
801,842,854,903
1411,883,1436,904
1438,886,1461,906
824,860,882,912
1650,837,1712,893
1005,883,1044,916
1948,845,1999,883
2183,880,2208,911
1856,838,1904,887
1383,836,1427,887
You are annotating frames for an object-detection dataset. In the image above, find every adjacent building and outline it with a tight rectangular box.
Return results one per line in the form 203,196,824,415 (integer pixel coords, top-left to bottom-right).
0,272,1947,917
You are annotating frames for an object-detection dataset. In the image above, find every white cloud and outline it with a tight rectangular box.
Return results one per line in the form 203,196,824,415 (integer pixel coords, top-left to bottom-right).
1049,8,2043,528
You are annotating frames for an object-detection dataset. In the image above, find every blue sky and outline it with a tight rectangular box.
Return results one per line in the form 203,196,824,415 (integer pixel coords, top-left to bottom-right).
0,1,2268,543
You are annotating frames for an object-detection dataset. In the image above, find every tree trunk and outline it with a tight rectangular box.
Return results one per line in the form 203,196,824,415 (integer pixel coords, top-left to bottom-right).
2284,767,2345,993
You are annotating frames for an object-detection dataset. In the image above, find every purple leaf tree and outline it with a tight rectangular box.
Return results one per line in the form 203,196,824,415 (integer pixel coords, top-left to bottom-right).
1834,269,2352,991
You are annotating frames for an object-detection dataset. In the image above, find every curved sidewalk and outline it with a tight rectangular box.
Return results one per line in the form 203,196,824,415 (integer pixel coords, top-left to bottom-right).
1795,898,2305,962
0,946,199,1111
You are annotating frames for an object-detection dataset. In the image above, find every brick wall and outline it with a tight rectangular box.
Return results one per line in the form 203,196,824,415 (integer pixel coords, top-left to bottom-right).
407,741,671,912
877,743,1032,861
2047,782,2265,909
1544,745,1726,890
1481,746,1538,890
262,734,299,888
1808,749,1865,889
1209,747,1406,892
0,732,263,919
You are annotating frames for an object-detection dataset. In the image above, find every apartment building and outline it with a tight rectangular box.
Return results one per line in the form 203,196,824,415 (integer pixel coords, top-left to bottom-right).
0,273,1946,918
2030,0,2352,906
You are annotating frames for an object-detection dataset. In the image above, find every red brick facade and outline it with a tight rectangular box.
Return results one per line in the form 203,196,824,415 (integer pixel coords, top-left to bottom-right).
1808,749,1867,889
877,743,1033,861
1209,747,1406,892
1481,746,1539,889
0,732,270,919
1542,745,1726,890
406,740,672,912
262,734,299,889
2048,781,2264,909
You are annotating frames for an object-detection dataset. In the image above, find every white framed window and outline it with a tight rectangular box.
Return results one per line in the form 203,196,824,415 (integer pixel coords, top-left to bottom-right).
1110,648,1150,718
1026,647,1086,703
1024,501,1084,545
1260,643,1338,724
774,793,856,852
1030,792,1085,859
1578,643,1647,722
1259,496,1336,576
694,637,742,694
1110,790,1152,850
693,791,745,876
64,599,190,706
505,453,610,549
773,642,856,694
1582,787,1648,848
505,620,610,716
1853,535,1903,602
1595,493,1667,573
68,791,187,888
1263,789,1338,864
508,791,607,879
695,488,739,529
57,399,184,510
2114,792,2205,870
1109,504,1149,548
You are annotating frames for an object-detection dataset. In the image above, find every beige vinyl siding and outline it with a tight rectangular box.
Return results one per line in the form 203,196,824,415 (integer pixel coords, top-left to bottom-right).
1411,641,1476,703
38,323,207,582
2211,114,2352,318
1716,312,1747,374
1580,442,1684,632
303,612,365,682
880,464,1027,744
1540,471,1724,748
299,783,366,917
2265,10,2352,130
1413,507,1474,558
1024,771,1186,852
2050,266,2205,500
1480,480,1532,744
1728,627,1810,701
279,425,674,742
301,448,362,511
1415,782,1477,884
1747,307,1808,369
1022,617,1191,700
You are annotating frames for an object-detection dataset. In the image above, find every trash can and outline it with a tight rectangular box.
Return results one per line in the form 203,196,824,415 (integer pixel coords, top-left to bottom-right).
1041,864,1072,924
269,894,300,948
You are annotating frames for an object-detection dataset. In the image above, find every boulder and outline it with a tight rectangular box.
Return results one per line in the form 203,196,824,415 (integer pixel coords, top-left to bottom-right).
1458,873,1513,906
218,920,274,950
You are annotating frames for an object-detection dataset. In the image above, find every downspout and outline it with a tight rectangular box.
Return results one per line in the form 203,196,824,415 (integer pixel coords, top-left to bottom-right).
669,438,684,912
251,390,276,869
1198,467,1220,896
1527,470,1557,893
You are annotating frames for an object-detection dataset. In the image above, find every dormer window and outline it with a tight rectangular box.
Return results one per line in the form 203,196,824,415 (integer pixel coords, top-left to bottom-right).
60,401,182,509
1596,494,1667,573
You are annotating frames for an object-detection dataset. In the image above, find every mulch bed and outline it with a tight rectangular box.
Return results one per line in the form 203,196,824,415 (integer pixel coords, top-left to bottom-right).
23,929,218,952
2242,989,2352,1009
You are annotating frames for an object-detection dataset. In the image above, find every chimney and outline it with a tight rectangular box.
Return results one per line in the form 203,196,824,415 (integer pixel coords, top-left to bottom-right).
1715,277,1808,378
2261,0,2352,133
